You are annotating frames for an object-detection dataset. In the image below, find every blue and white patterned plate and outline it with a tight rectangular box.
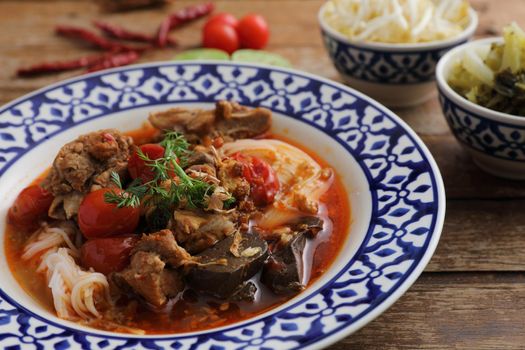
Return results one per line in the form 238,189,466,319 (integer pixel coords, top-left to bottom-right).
0,61,445,349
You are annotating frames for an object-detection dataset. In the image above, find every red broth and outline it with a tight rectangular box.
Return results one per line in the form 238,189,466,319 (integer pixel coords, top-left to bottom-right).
4,126,350,334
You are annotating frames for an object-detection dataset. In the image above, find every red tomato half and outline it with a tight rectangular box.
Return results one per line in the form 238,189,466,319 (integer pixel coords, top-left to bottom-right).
237,14,269,49
204,12,239,31
8,185,54,229
232,153,279,206
80,236,139,275
78,188,140,239
128,144,167,183
202,22,240,54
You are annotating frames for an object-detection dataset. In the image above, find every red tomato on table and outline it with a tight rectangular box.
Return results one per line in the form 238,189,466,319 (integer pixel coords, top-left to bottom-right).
80,236,139,275
204,12,239,31
202,22,240,54
232,153,279,206
78,188,140,239
8,185,54,229
237,14,270,49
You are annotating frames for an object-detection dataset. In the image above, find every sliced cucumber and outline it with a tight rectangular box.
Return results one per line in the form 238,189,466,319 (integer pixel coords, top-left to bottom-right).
174,49,230,61
231,50,292,68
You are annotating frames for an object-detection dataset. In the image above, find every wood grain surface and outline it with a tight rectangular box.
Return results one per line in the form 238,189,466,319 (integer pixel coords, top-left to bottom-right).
1,0,525,348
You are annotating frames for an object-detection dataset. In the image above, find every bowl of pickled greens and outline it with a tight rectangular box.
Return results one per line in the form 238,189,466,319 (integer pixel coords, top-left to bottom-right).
436,23,525,179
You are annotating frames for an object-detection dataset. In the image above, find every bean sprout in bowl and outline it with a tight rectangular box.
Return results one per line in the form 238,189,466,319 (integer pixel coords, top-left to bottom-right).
318,0,478,108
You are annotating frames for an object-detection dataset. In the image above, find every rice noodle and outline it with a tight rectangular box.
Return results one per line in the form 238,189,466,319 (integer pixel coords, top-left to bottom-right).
23,225,109,321
23,225,78,260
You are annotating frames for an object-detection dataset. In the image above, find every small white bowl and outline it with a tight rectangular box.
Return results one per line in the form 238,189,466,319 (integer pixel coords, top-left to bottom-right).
318,3,478,108
436,37,525,180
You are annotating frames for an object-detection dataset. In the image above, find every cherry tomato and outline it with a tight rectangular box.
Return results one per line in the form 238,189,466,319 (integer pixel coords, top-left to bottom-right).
237,14,269,49
80,236,139,275
204,12,239,31
128,144,168,183
202,22,240,54
232,153,279,206
8,185,54,229
78,188,140,239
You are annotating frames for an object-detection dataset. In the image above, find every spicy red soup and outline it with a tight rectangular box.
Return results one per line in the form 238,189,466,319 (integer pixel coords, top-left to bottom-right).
4,102,350,334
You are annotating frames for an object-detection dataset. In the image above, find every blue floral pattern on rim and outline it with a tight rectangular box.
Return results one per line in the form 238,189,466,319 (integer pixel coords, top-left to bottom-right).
439,88,525,161
0,62,444,349
321,29,466,84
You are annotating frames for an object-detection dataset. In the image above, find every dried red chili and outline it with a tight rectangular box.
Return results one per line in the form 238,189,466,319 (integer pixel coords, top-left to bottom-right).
93,20,177,46
56,25,150,52
17,54,108,77
87,51,140,72
156,2,214,47
99,0,166,12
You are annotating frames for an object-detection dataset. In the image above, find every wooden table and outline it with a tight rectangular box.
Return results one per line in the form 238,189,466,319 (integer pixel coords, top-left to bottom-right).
2,0,524,348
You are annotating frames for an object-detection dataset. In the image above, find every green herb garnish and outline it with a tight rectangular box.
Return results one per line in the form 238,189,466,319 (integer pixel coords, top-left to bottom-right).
104,132,233,213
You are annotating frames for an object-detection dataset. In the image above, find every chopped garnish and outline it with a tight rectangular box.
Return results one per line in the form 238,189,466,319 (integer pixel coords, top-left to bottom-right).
448,23,525,116
104,132,234,211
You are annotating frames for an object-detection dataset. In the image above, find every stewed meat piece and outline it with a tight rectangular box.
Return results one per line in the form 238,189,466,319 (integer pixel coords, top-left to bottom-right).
115,251,184,307
171,210,236,254
186,231,268,299
214,100,272,140
114,230,191,307
261,231,307,295
42,129,132,219
148,100,271,141
261,217,324,295
133,229,194,268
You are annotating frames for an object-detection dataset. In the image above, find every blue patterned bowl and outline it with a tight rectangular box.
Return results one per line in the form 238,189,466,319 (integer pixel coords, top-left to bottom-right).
436,38,525,179
0,61,445,349
318,3,478,108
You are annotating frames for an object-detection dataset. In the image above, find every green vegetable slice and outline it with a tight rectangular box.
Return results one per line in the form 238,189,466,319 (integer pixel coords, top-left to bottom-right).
174,49,230,61
231,50,292,67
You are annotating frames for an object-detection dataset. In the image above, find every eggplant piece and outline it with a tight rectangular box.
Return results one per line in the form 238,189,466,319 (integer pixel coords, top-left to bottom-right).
262,232,307,296
186,232,268,299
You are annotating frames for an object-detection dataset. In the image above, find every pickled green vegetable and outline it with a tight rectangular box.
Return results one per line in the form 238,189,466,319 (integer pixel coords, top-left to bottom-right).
448,23,525,116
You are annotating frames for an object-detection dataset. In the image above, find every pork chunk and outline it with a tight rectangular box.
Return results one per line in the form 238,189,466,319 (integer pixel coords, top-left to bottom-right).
133,229,194,268
172,210,236,254
42,130,132,219
215,100,272,140
43,129,132,195
116,251,184,307
148,101,271,141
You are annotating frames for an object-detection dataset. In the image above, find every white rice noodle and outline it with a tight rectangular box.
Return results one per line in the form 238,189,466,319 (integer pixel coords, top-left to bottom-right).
23,225,78,260
71,273,110,319
23,225,109,321
40,248,109,320
222,139,333,229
